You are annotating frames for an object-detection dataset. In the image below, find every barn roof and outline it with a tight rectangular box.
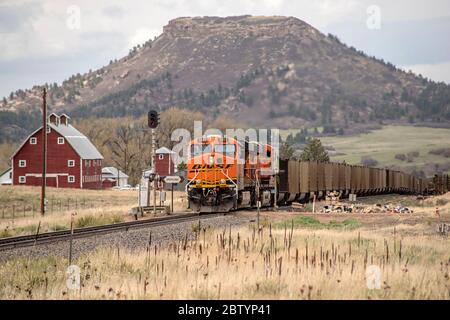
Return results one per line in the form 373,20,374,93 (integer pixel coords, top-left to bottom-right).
102,167,129,178
0,168,12,185
11,122,103,160
0,168,11,178
156,147,175,154
49,123,103,159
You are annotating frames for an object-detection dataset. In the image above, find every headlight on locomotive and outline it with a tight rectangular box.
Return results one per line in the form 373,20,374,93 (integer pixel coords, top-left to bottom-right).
220,179,226,185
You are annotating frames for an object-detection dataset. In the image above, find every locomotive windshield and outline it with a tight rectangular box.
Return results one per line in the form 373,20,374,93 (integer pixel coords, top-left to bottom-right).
214,144,236,156
190,144,212,157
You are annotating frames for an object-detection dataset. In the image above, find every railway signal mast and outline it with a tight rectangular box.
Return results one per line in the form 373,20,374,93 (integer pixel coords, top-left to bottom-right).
148,110,159,215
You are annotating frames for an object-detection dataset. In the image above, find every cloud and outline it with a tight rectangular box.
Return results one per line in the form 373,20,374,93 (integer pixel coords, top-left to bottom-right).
401,61,450,84
324,16,450,66
0,2,43,33
128,27,161,48
0,0,449,97
262,0,284,10
102,5,126,19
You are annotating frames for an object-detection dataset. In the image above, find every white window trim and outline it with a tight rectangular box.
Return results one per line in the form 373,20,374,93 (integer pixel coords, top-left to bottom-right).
30,137,37,145
18,160,26,168
57,137,65,145
19,176,26,183
68,160,75,167
68,175,75,183
47,126,51,133
159,154,164,160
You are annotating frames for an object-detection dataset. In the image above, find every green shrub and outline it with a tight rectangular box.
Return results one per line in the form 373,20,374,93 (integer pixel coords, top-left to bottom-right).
0,228,12,238
276,216,360,230
191,222,201,233
49,224,67,232
75,215,97,228
75,213,124,228
109,214,124,224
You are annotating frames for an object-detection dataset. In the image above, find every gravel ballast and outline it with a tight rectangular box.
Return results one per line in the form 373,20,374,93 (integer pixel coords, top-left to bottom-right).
0,214,252,262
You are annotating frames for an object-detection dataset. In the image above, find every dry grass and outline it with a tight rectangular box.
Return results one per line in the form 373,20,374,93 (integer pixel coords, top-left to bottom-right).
1,191,449,300
0,185,136,205
1,219,449,300
0,186,188,238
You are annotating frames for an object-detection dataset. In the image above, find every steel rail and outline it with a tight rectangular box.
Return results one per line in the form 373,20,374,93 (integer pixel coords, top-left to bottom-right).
0,212,220,251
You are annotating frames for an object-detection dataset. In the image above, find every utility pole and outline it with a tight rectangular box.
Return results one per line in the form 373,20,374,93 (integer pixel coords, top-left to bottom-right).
40,88,47,216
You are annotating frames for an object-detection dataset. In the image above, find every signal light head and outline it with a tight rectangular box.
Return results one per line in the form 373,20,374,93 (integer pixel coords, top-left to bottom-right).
148,110,159,128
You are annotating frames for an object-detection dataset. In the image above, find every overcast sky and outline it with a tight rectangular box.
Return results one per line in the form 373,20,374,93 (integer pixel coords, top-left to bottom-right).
1,0,449,98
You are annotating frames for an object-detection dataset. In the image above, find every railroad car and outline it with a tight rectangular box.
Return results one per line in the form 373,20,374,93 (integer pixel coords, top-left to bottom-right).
276,160,434,206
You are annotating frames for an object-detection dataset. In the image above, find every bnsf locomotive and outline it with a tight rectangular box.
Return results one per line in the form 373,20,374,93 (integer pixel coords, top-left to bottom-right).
186,135,276,212
186,135,449,213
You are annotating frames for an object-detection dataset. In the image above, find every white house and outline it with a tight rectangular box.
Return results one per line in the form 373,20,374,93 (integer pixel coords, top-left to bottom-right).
0,168,12,185
102,167,129,187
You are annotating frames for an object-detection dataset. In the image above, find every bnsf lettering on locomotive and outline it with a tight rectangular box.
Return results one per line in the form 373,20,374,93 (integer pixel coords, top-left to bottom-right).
191,164,233,169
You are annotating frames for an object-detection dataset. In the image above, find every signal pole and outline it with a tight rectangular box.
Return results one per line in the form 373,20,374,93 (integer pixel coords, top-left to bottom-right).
256,169,260,230
40,88,47,216
152,128,157,215
147,110,159,215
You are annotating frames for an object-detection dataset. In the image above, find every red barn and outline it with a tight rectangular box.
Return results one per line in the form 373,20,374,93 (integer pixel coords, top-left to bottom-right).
155,147,176,177
11,113,104,189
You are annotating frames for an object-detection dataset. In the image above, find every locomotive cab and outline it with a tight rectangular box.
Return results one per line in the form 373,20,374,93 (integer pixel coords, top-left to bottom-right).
186,135,241,212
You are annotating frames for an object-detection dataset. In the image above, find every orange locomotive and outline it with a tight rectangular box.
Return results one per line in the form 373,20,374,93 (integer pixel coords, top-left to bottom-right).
186,135,276,212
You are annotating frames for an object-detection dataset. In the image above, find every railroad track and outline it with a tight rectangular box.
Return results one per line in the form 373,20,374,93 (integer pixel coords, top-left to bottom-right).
0,212,220,251
0,202,349,251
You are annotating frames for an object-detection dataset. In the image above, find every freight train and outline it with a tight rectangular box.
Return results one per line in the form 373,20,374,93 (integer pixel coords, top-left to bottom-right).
186,135,450,212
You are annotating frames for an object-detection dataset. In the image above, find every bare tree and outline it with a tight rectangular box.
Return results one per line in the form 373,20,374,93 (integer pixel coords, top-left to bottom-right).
109,124,139,177
156,107,206,149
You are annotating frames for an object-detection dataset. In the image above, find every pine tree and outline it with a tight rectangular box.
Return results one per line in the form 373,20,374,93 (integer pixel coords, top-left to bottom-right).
300,138,329,162
280,141,294,160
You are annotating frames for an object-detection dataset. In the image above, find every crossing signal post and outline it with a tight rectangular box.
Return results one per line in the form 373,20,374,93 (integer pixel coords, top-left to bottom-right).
147,110,159,214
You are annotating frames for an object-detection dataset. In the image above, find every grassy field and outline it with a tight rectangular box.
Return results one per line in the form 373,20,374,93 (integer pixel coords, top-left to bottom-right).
319,125,450,173
0,185,137,209
0,192,449,299
0,186,188,238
